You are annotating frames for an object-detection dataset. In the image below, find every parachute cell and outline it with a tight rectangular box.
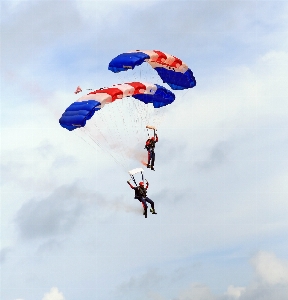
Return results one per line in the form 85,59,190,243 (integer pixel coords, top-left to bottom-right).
108,50,196,90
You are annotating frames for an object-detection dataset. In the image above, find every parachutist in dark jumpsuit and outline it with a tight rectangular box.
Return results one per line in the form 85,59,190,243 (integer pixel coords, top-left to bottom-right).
145,131,158,171
127,180,157,218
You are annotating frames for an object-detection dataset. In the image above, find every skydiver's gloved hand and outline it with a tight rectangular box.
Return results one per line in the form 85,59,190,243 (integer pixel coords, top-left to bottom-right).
127,181,130,184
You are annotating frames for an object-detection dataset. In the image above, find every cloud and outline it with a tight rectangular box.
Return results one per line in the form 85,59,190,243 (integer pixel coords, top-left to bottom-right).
14,182,145,240
1,1,81,66
118,269,166,300
2,2,288,300
176,283,216,300
0,247,11,264
42,287,65,300
15,184,95,239
115,251,288,300
224,285,246,299
194,141,232,171
1,141,77,191
251,251,288,285
175,251,288,300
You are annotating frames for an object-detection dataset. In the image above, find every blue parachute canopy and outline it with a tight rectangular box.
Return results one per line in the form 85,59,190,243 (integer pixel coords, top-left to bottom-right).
133,84,175,108
108,50,196,90
108,52,150,73
59,100,101,131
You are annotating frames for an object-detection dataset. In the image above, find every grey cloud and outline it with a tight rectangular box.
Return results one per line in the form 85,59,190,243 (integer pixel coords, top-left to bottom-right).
175,283,216,300
194,141,232,171
1,1,81,66
95,1,286,61
237,284,288,300
173,251,288,300
14,183,144,240
36,142,77,168
115,250,288,300
118,269,166,300
15,184,97,239
0,247,11,264
36,238,62,255
175,282,288,300
1,141,77,187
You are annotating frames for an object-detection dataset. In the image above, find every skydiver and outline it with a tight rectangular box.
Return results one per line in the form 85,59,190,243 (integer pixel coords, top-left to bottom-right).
145,129,158,171
127,179,157,218
74,86,82,94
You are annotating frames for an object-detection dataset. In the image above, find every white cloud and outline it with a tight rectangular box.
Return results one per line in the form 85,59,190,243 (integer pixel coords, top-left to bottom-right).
224,285,246,299
172,251,288,300
42,287,65,300
251,251,288,285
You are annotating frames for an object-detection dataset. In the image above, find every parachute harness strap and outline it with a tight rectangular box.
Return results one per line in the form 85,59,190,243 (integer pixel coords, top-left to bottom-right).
130,174,137,186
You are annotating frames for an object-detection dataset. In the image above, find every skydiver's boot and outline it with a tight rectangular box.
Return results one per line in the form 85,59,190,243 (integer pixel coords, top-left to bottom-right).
144,209,147,218
150,208,157,214
151,166,155,171
147,164,150,169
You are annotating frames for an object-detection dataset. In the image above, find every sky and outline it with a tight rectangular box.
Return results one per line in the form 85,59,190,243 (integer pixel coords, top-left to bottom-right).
1,0,288,299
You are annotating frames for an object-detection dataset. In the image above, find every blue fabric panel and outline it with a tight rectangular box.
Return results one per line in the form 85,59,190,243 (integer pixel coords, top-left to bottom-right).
108,52,150,73
132,84,175,108
64,100,100,112
154,67,196,90
60,124,77,131
59,115,87,131
59,100,101,131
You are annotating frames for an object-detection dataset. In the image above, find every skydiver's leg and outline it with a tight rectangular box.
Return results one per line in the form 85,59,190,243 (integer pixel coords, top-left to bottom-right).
151,151,155,170
147,150,152,168
145,197,154,210
145,197,157,214
141,198,148,217
141,198,147,208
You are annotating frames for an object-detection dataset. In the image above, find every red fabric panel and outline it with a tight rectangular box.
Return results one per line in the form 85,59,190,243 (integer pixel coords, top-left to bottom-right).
89,88,123,102
126,82,147,94
152,50,167,64
170,56,183,67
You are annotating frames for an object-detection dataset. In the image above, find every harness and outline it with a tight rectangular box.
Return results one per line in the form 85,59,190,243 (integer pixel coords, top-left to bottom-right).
145,139,156,151
134,186,147,199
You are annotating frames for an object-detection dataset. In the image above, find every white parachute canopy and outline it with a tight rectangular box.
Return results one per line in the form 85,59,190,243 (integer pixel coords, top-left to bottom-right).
128,168,144,176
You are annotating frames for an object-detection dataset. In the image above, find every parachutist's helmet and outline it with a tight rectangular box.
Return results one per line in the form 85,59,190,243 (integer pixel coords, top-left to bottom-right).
139,182,144,187
151,137,155,141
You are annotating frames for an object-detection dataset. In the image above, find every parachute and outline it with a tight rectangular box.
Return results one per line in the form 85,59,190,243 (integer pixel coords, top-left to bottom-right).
59,82,175,170
59,82,175,131
108,50,196,90
128,167,145,186
74,86,82,94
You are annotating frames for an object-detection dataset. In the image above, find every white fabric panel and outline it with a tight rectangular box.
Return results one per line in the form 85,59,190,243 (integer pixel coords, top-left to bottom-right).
139,50,159,61
77,92,112,108
146,125,157,130
163,53,176,65
128,168,144,175
140,82,157,94
148,61,188,73
112,83,135,97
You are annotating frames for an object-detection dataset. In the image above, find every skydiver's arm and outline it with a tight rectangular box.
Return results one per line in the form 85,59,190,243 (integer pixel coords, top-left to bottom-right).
127,180,135,189
154,130,158,142
145,179,149,189
144,139,149,150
